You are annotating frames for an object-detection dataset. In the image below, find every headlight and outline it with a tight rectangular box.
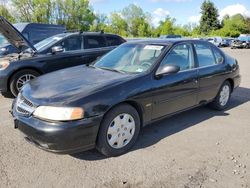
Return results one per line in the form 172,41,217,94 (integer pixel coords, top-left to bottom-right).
33,106,84,121
0,60,9,70
0,47,7,52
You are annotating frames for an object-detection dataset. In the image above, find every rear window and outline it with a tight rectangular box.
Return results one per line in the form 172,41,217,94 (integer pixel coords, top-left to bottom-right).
84,36,106,49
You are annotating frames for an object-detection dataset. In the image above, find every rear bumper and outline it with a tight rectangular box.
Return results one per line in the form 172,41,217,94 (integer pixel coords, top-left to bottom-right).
13,108,103,154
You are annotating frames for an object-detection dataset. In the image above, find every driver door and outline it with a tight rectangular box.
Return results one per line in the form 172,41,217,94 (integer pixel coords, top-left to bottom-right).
151,42,199,119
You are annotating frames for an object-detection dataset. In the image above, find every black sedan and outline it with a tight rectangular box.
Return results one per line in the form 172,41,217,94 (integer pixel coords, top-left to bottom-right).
0,16,125,97
12,39,241,157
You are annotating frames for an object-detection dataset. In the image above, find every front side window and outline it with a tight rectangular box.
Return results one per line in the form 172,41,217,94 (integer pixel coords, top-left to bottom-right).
34,34,67,52
93,43,166,73
57,35,82,52
158,43,194,71
194,43,217,67
84,36,106,49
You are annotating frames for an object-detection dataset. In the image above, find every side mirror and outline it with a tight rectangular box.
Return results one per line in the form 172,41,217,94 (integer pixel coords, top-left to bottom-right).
156,64,180,78
51,46,64,54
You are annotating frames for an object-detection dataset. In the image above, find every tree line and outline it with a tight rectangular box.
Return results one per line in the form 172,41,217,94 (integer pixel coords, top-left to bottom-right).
0,0,250,38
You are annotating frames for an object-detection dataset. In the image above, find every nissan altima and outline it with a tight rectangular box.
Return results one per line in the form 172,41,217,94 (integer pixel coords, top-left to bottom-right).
12,39,241,157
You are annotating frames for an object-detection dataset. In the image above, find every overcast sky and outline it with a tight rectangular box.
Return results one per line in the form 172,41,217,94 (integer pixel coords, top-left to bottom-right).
89,0,250,25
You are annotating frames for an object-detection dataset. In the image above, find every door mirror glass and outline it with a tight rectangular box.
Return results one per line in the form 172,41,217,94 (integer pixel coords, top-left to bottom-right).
156,64,180,76
51,46,64,54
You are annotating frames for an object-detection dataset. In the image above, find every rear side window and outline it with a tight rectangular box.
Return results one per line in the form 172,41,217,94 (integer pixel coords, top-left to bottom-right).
84,36,106,49
212,48,224,64
105,36,124,46
194,43,217,67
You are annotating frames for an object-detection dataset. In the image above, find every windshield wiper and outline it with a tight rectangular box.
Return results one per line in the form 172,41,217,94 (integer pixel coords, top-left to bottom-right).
97,66,126,74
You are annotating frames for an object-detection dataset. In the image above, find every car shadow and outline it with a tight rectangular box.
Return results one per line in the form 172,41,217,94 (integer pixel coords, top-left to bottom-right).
71,87,250,161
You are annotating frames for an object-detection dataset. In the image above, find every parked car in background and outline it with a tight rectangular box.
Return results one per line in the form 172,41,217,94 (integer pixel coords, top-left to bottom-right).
0,18,66,57
221,38,233,47
0,16,126,97
207,37,223,47
12,39,240,157
231,35,250,49
160,35,182,39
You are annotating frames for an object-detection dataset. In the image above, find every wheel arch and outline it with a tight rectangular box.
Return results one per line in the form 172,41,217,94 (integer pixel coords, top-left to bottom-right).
7,67,43,91
225,78,234,93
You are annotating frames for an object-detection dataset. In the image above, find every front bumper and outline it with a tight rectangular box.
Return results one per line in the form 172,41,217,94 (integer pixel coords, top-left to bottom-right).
12,108,102,154
0,74,8,93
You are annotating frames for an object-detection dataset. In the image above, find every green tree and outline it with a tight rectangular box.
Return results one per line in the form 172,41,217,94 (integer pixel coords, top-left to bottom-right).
211,14,248,37
155,17,175,36
54,0,95,31
199,0,220,34
90,13,108,32
0,4,16,22
121,4,151,37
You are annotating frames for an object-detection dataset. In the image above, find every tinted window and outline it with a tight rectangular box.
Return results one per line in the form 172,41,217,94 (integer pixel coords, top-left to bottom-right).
159,43,194,71
194,43,217,67
106,36,123,46
57,35,82,51
84,36,106,49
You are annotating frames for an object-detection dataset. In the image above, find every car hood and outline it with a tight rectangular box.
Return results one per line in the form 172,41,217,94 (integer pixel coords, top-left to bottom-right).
0,16,36,52
22,65,133,105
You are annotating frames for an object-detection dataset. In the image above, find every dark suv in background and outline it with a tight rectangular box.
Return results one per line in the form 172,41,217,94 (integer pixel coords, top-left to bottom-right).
0,22,66,56
0,16,126,97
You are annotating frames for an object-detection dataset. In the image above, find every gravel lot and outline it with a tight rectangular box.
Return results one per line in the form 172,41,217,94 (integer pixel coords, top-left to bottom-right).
0,48,249,188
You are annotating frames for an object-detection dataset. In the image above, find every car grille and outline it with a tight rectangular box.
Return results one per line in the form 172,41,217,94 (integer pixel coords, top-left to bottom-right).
16,94,36,116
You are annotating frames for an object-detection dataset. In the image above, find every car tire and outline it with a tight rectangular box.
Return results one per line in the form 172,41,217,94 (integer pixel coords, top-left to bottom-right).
209,81,232,111
96,104,141,157
10,69,40,97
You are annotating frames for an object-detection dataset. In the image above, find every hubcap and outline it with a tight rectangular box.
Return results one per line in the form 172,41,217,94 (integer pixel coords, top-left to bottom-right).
219,85,230,106
16,74,36,91
107,113,135,149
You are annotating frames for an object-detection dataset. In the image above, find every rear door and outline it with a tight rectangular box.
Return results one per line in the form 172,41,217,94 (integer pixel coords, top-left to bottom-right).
193,42,225,102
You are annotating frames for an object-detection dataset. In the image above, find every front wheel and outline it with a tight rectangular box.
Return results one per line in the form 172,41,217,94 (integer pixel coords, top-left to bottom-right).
209,81,232,111
96,104,140,157
10,69,40,97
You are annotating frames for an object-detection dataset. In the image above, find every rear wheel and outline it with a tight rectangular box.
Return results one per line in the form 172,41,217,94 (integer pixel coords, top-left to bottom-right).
96,104,140,157
10,69,40,97
209,81,232,111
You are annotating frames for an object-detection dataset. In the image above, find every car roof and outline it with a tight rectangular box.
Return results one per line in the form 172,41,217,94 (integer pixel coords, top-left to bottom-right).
126,39,206,45
61,32,122,38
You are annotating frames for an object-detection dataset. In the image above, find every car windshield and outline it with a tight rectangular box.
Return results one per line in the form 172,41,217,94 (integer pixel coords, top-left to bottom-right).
93,43,166,74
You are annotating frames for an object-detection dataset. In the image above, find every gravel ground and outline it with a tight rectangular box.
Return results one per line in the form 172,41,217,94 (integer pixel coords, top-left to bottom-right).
0,48,250,188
